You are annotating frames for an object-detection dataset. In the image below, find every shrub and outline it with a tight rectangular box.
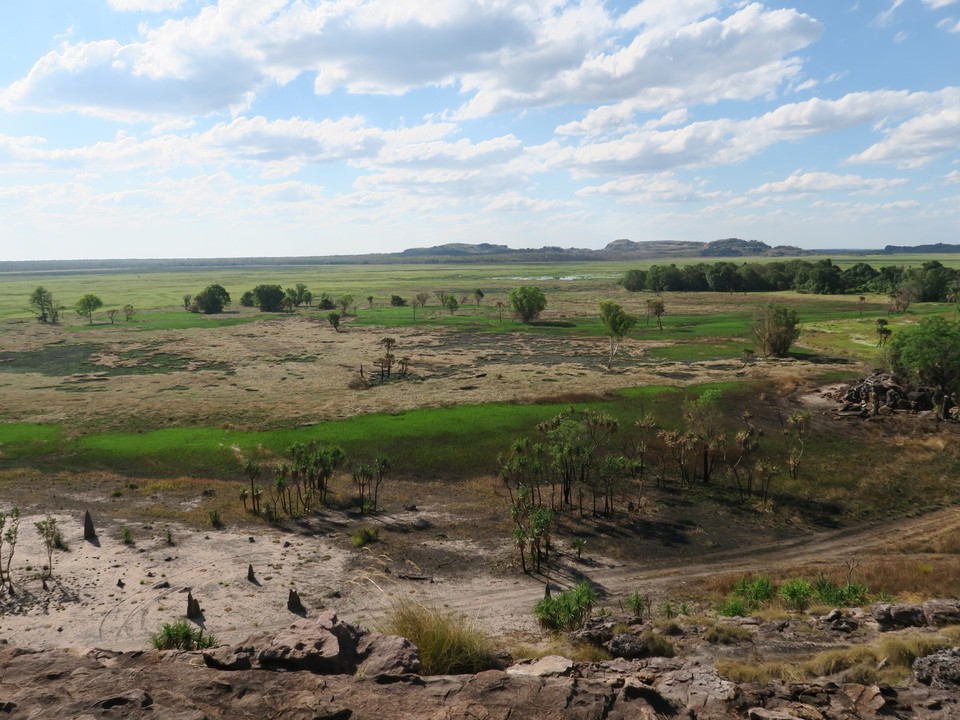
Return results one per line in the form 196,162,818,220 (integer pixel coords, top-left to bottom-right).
380,601,495,675
208,509,223,529
352,526,379,548
534,581,597,631
733,575,774,607
625,590,649,618
779,578,813,612
150,620,216,650
715,597,748,617
121,526,135,546
812,574,871,607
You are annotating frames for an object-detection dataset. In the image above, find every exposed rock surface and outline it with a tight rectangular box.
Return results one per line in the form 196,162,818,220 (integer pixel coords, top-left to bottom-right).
1,611,958,719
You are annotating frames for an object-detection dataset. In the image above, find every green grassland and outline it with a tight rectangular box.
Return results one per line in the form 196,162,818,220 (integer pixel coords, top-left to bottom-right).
2,257,959,528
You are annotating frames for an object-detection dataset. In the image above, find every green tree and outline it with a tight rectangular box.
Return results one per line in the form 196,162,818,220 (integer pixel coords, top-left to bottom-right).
888,316,960,419
192,284,231,314
285,283,310,307
239,291,255,307
444,295,460,315
598,300,637,369
336,294,355,316
252,284,285,312
123,304,135,321
34,515,61,580
327,311,341,332
508,286,547,323
75,294,103,324
621,269,646,292
412,292,429,320
752,304,800,357
29,287,61,323
473,289,485,306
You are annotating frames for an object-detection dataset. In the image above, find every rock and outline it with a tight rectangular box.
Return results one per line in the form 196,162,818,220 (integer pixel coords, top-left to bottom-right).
606,633,653,660
247,564,256,583
202,647,254,671
356,633,421,677
654,661,738,716
871,602,925,630
914,648,960,688
923,599,960,627
748,709,796,720
821,609,842,622
507,655,574,677
831,683,885,717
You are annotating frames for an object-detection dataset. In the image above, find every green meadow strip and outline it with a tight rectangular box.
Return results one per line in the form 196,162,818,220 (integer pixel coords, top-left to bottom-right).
3,383,736,479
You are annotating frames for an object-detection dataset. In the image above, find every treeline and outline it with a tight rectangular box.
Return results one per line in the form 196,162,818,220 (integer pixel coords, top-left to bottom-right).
623,259,960,302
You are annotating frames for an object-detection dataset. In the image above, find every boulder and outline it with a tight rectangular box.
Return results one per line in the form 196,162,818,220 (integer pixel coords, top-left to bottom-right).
914,648,960,689
871,602,926,630
923,599,960,628
356,633,421,677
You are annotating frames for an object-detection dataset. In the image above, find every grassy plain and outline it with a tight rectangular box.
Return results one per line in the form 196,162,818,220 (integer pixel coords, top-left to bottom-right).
1,256,959,657
0,259,958,554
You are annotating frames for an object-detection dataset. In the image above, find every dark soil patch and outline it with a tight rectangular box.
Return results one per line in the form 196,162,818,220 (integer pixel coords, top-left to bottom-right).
0,343,100,376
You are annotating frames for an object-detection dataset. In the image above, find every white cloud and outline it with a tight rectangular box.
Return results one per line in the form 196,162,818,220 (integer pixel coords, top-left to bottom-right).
922,0,959,9
457,3,821,118
749,171,908,195
848,96,960,168
108,0,184,11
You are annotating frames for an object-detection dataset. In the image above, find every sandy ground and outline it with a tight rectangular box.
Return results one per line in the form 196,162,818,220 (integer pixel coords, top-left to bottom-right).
4,505,959,652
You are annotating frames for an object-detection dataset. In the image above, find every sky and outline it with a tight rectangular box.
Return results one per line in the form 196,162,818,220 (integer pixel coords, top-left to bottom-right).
1,0,959,261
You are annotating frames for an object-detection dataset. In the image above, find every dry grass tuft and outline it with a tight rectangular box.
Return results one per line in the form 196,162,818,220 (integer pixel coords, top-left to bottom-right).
379,600,497,675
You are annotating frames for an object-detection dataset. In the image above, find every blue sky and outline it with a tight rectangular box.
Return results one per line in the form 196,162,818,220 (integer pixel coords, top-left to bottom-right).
1,0,958,260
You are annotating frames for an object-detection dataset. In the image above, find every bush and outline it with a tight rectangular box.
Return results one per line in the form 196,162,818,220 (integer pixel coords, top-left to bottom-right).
352,526,379,548
121,526,135,546
733,575,774,607
534,581,597,630
715,597,749,617
208,509,223,529
779,578,813,611
380,601,495,675
150,620,216,650
625,590,649,618
812,574,871,607
752,303,800,357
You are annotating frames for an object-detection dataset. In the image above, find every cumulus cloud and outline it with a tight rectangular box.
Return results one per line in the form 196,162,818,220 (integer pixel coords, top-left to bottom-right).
1,1,822,123
749,171,908,195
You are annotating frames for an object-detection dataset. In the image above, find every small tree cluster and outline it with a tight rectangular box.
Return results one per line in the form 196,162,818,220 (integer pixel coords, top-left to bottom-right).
29,287,62,324
186,284,231,314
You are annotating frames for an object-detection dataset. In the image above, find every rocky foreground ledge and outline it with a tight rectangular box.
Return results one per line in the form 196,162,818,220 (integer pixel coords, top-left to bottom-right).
1,609,958,719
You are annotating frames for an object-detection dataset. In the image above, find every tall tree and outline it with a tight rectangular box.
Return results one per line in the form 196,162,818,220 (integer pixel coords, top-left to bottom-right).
888,315,960,419
598,300,637,369
29,287,60,323
75,294,103,324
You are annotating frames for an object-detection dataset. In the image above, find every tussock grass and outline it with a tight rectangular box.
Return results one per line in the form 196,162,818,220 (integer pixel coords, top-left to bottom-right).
510,641,611,663
719,631,953,687
705,623,753,645
379,601,496,675
714,660,806,684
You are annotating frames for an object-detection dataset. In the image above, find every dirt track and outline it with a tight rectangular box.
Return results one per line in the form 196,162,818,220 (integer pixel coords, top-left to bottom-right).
2,504,957,651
